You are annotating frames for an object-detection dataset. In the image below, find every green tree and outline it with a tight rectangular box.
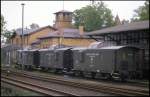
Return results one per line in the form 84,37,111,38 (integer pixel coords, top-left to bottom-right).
131,1,149,22
4,30,14,43
1,15,6,44
1,15,13,43
1,15,6,33
73,1,115,32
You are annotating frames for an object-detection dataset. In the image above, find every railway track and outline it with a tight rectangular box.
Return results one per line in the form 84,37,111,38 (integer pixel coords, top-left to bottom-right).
1,76,78,96
1,68,149,96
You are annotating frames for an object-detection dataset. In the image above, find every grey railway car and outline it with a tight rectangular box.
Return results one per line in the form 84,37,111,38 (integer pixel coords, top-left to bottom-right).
1,49,10,65
1,44,21,66
72,46,142,79
16,49,40,69
39,49,56,69
16,50,23,65
55,47,73,72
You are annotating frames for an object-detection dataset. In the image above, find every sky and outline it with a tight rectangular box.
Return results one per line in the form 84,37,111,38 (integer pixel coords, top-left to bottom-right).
1,1,146,31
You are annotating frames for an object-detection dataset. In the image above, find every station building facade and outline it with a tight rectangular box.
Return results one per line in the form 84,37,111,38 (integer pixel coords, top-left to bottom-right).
10,10,95,48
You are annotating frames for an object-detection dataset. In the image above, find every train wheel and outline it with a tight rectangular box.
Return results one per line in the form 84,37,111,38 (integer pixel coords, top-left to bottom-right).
91,72,96,79
24,65,27,70
73,70,78,76
26,66,30,71
70,71,75,76
120,74,127,82
80,71,84,77
106,74,112,80
54,68,59,74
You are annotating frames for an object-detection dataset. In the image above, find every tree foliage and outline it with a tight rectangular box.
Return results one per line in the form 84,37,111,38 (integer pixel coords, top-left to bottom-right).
1,15,14,43
4,30,14,39
1,15,6,33
131,1,149,22
30,23,40,29
73,2,115,32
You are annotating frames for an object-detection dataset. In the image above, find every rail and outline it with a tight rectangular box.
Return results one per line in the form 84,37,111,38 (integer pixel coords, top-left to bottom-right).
2,68,149,96
1,75,78,96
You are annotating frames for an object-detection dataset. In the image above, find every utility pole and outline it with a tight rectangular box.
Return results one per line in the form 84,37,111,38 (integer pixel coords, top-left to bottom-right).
59,28,63,48
63,0,64,10
21,3,25,70
21,3,25,49
91,0,95,5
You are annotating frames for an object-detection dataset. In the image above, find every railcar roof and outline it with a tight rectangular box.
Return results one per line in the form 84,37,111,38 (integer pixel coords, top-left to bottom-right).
20,49,39,51
28,49,39,51
100,46,125,49
72,47,88,50
17,50,23,52
39,48,56,51
56,47,73,50
99,45,139,50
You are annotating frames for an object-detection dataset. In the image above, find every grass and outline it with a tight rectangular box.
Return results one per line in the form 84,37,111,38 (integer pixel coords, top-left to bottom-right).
1,82,43,96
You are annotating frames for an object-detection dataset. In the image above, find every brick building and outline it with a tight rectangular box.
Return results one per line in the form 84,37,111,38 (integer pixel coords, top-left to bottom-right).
10,26,56,48
10,10,95,48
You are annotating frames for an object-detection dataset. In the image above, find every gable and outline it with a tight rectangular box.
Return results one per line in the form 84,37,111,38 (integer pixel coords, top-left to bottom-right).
28,27,56,45
11,26,56,39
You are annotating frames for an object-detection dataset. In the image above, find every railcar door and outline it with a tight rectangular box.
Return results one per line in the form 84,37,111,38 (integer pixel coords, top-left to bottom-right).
33,51,40,67
63,49,73,71
119,51,129,79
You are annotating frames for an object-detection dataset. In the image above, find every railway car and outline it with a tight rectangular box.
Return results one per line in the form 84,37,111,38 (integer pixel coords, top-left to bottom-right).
16,50,23,65
72,46,142,80
39,48,57,71
39,45,74,72
17,49,40,70
14,45,144,81
55,47,74,73
1,48,9,66
1,45,21,66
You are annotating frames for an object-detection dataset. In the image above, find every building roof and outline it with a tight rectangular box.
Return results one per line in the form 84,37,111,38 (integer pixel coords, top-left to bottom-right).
31,40,41,45
15,25,57,36
54,10,73,14
85,20,149,36
38,28,90,39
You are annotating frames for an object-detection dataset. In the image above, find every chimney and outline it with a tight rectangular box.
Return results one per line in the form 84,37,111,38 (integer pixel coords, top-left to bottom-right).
79,26,84,36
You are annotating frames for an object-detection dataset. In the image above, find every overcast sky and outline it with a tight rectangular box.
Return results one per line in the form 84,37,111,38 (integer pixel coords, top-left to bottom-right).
1,1,146,31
